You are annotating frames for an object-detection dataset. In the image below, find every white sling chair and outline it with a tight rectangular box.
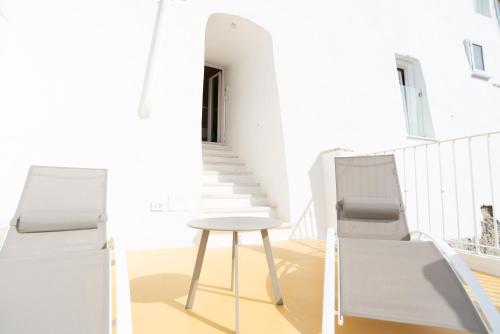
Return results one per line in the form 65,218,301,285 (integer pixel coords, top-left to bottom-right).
322,155,500,334
0,166,111,334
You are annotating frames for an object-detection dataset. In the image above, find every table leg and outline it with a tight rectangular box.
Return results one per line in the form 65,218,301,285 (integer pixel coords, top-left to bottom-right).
231,231,236,290
185,229,210,309
234,231,240,334
261,229,283,305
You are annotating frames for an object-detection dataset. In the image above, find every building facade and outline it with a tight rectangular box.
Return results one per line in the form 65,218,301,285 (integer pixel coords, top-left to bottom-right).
1,0,500,249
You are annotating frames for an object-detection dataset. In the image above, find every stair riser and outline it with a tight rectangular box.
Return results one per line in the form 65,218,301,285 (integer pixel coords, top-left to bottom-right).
201,211,275,218
203,156,240,164
202,197,268,208
202,144,231,151
204,164,247,173
202,150,237,157
203,174,255,183
202,185,262,195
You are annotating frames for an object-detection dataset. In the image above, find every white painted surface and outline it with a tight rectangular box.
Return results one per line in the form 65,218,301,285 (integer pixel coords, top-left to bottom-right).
187,217,282,231
205,14,291,221
321,227,337,334
114,242,133,334
200,142,276,219
1,0,500,249
459,251,500,276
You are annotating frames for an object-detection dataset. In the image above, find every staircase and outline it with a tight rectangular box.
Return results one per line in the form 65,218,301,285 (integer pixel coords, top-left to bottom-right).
201,142,276,218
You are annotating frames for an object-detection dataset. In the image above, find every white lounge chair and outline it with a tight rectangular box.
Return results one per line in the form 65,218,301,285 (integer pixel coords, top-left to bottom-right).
322,155,500,334
0,166,111,334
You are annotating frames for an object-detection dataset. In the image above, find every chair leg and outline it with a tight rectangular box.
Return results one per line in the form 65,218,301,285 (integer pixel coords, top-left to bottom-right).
261,229,283,305
185,229,210,309
231,231,236,290
233,231,240,334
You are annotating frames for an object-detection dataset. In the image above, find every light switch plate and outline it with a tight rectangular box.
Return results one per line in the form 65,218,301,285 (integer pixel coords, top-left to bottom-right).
150,201,163,212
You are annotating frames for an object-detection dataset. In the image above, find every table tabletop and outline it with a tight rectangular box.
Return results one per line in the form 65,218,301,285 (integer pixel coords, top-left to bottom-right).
187,217,282,231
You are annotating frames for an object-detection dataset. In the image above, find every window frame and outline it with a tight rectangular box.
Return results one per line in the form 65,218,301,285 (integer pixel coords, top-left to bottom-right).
474,0,492,17
496,0,500,26
395,55,435,140
471,43,485,72
464,39,492,79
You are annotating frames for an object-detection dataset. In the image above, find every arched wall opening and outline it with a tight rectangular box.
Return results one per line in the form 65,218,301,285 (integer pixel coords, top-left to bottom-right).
203,13,290,221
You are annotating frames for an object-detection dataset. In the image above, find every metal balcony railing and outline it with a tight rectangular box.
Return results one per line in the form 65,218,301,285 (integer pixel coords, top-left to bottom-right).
371,130,500,256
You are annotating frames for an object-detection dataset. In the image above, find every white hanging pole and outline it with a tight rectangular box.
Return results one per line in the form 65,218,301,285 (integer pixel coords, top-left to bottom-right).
138,0,165,118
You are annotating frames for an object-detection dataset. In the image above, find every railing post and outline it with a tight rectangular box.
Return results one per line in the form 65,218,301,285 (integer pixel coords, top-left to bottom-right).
402,148,408,205
414,147,420,231
468,138,479,253
486,134,500,252
452,140,461,243
425,145,431,233
437,143,446,240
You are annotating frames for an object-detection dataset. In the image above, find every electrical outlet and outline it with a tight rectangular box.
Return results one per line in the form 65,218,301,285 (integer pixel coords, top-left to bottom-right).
150,201,163,212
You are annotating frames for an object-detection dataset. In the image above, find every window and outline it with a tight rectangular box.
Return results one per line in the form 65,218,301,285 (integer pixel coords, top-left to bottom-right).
472,44,485,71
395,56,434,139
464,40,487,72
496,0,500,26
397,68,405,86
474,0,492,16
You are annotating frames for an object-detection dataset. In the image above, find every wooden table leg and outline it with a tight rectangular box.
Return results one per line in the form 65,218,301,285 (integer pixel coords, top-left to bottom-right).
185,229,210,309
261,229,283,305
234,231,240,334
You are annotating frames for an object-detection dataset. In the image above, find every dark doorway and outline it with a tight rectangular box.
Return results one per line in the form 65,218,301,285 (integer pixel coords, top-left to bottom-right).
397,67,406,86
202,66,222,142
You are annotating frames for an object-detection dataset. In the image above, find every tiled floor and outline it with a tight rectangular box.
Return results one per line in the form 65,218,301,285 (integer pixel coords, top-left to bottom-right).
127,239,500,334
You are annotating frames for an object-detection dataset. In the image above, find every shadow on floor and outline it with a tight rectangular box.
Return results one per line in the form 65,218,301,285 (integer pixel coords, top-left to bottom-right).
246,240,325,334
128,240,474,334
129,273,234,333
246,240,466,334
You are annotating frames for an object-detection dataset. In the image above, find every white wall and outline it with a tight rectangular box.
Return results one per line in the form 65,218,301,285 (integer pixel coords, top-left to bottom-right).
0,0,203,249
205,14,291,221
1,0,499,249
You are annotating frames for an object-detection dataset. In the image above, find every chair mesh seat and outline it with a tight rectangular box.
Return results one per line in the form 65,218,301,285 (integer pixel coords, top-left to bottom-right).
339,238,487,333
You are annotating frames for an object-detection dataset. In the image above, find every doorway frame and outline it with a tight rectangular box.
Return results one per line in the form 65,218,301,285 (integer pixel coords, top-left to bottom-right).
204,63,226,143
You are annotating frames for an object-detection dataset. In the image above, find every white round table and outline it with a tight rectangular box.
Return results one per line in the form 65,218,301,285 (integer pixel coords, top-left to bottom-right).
185,217,284,334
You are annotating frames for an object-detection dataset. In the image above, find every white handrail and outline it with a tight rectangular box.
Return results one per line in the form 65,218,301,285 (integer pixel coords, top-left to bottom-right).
411,231,500,334
371,129,500,154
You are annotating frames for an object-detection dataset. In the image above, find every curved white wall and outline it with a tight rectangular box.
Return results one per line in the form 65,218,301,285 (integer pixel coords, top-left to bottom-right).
204,14,290,221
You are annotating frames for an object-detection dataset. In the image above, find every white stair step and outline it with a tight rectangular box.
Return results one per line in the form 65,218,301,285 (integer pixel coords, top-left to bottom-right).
202,182,262,195
202,194,268,208
204,162,246,173
203,171,254,183
201,206,275,218
204,161,244,166
202,142,231,151
203,155,241,164
202,141,226,146
202,150,238,158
